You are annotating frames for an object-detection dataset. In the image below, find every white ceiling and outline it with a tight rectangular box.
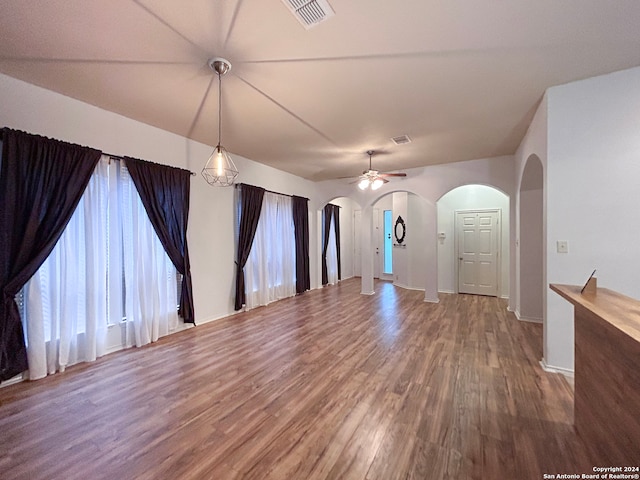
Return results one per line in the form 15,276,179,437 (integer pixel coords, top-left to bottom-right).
1,0,640,180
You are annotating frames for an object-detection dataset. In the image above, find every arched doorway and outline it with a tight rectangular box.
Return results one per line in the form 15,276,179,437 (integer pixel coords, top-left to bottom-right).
437,184,510,298
518,155,544,322
358,192,430,290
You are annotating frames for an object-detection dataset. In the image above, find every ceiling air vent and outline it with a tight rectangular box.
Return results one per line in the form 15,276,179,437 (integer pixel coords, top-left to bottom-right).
281,0,335,29
391,135,412,145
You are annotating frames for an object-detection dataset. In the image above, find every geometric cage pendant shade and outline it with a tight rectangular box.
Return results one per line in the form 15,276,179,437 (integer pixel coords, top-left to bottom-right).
201,57,239,187
202,144,238,186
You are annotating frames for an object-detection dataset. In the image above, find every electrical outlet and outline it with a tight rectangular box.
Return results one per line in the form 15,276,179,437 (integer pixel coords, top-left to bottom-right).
557,241,568,253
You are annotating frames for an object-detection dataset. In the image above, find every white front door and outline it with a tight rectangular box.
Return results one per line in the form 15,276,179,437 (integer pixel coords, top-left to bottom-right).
456,210,500,296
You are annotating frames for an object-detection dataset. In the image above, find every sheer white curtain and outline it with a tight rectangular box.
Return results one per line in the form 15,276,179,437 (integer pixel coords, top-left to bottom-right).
22,157,180,379
121,163,179,347
244,192,296,310
326,214,339,285
22,157,110,380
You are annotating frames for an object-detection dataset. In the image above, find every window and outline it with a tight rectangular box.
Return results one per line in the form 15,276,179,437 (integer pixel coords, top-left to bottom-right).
244,192,296,310
20,156,179,379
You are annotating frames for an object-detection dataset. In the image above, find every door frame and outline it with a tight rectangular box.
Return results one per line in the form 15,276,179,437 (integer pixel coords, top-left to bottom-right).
454,208,501,295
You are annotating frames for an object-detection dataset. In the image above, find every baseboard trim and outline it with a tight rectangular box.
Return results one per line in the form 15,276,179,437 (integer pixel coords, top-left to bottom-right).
0,373,26,389
196,310,246,326
540,359,574,378
424,296,440,304
393,283,425,292
515,309,543,324
360,290,375,296
519,317,543,324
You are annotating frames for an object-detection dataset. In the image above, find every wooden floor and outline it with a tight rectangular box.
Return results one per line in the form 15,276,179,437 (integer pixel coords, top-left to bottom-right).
0,279,596,479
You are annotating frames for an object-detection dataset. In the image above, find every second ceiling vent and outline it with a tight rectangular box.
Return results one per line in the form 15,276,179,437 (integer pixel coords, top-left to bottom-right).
391,135,412,146
281,0,335,29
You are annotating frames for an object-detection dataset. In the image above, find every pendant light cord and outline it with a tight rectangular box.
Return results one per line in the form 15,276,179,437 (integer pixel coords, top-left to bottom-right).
217,71,222,146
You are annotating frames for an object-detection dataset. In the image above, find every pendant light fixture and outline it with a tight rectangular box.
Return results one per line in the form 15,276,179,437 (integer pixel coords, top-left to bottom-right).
202,57,239,186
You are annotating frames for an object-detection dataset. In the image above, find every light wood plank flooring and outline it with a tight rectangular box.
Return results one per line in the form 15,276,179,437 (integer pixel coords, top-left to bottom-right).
1,279,594,479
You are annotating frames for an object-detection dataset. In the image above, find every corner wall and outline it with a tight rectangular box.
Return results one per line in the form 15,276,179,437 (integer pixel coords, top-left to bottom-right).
544,66,640,371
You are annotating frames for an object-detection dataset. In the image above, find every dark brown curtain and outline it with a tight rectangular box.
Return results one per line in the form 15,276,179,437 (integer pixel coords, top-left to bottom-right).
0,128,101,381
333,204,342,281
321,204,333,286
234,184,265,310
292,196,310,294
124,157,195,323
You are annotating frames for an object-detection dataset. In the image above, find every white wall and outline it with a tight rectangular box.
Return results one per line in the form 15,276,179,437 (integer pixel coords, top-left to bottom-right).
437,185,510,298
0,73,321,337
392,192,409,286
407,193,429,291
543,66,640,371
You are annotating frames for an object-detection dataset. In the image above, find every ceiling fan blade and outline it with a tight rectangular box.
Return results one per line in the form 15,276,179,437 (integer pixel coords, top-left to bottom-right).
334,175,358,180
379,172,407,177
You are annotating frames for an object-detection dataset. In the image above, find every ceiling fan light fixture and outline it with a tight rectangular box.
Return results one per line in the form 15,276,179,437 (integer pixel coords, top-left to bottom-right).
371,177,384,190
202,57,239,187
357,177,370,190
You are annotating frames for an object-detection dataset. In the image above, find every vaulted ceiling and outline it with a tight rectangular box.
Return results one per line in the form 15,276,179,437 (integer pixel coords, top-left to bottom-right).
2,1,640,180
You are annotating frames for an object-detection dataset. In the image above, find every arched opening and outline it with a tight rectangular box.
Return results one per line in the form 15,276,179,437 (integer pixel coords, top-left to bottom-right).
362,192,429,290
518,155,544,322
347,190,432,297
437,184,510,298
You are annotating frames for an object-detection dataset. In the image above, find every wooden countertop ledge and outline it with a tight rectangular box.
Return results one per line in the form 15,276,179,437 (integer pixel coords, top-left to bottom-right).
550,284,640,343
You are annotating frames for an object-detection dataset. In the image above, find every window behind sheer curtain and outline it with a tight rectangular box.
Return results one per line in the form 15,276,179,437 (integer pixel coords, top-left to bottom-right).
21,156,179,379
326,214,339,285
244,192,296,310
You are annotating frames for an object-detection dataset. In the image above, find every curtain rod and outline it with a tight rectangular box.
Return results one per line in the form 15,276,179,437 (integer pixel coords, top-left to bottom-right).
235,182,309,201
1,128,197,176
106,153,196,176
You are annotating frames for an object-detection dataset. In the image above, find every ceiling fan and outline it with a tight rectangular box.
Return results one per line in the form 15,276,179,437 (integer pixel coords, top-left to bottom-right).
357,150,407,190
